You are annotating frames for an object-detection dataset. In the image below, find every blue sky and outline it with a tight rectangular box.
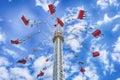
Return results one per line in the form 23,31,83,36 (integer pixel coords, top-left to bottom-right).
0,0,120,80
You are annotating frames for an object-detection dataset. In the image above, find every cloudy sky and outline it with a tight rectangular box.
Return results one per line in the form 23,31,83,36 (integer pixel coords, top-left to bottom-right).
0,0,120,80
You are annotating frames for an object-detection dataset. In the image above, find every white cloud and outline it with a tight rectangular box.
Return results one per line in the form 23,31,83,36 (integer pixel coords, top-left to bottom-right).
13,45,27,52
60,6,88,77
66,22,87,34
97,14,120,25
89,42,115,75
85,65,99,80
111,53,120,63
10,67,33,80
109,63,115,74
0,67,9,80
116,78,120,80
73,62,99,80
85,53,100,80
65,34,83,52
112,24,120,32
96,47,111,73
35,0,59,12
71,65,79,73
54,0,59,6
64,22,86,52
63,53,74,79
99,50,109,66
63,53,74,60
0,33,6,44
33,56,48,70
28,54,35,60
63,53,85,79
3,48,19,58
62,6,89,52
62,7,85,23
97,0,109,9
33,55,53,79
44,65,53,79
113,36,120,52
97,0,119,10
35,0,50,11
73,75,86,80
63,53,73,68
0,57,10,66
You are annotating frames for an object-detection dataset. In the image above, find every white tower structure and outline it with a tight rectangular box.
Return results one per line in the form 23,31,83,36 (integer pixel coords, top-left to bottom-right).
53,24,64,80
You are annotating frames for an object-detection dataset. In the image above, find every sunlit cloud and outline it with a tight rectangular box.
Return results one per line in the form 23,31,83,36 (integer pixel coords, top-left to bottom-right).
97,14,120,26
97,0,119,10
35,0,59,12
112,24,120,32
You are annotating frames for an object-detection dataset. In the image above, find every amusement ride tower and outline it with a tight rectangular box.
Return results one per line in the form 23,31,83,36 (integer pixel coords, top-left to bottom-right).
53,23,64,80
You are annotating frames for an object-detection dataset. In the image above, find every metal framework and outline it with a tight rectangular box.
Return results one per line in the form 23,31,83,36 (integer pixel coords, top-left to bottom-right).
53,24,64,80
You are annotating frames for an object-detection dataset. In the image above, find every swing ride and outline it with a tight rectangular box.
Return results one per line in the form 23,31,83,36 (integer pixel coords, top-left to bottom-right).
10,3,103,80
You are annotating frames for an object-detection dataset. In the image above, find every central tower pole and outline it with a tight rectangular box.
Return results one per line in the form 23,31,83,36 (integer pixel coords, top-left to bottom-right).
53,24,64,80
